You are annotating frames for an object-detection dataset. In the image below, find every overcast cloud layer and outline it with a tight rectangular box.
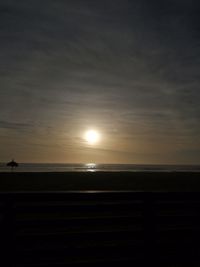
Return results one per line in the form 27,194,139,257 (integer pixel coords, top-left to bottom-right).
0,0,200,163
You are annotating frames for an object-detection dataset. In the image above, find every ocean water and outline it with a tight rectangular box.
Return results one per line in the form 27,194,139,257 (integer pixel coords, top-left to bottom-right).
0,163,200,172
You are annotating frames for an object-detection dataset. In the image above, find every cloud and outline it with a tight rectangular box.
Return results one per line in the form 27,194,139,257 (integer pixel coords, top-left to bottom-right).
0,0,199,163
0,120,32,130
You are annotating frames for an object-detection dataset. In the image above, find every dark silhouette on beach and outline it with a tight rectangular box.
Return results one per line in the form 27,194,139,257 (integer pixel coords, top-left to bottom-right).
7,159,18,171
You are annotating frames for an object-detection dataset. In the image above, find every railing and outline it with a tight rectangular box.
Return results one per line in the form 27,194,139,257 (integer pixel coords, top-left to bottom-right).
1,191,200,266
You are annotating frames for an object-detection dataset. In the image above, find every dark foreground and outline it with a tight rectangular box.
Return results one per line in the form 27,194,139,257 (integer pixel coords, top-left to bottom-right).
0,171,200,191
0,172,200,266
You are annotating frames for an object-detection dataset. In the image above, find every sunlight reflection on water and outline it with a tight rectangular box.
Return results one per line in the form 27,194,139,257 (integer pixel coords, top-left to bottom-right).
85,163,97,172
0,163,200,172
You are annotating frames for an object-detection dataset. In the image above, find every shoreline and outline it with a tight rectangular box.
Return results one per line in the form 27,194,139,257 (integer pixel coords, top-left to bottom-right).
0,171,200,192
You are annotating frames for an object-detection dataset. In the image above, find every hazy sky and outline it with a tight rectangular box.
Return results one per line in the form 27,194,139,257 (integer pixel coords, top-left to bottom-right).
0,0,200,164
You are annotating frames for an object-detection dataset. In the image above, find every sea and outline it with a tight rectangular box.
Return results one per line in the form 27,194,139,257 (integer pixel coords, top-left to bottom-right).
0,163,200,172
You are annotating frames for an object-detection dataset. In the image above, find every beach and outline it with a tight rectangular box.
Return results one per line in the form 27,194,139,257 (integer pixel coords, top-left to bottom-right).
0,171,200,192
1,171,200,266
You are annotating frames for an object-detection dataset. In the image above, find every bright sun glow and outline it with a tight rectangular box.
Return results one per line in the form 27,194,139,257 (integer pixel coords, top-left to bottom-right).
84,130,100,145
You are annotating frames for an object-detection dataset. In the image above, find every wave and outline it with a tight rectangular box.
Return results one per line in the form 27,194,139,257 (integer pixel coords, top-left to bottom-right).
0,163,200,172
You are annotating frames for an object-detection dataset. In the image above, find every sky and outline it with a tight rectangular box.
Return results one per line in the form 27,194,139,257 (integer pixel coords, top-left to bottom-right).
0,0,200,164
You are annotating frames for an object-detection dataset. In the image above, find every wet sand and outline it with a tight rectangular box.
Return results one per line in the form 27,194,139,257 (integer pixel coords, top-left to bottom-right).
0,171,200,191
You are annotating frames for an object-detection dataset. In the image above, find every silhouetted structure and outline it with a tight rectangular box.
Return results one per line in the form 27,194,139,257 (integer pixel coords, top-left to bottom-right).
7,159,18,171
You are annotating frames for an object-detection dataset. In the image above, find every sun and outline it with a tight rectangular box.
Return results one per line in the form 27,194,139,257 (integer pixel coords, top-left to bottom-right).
84,129,100,145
